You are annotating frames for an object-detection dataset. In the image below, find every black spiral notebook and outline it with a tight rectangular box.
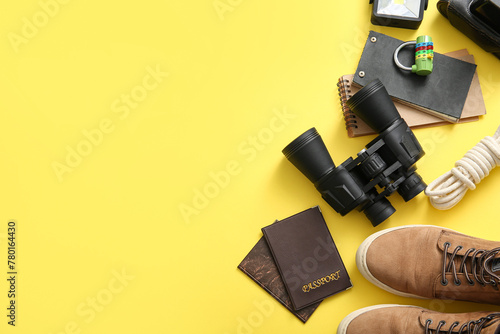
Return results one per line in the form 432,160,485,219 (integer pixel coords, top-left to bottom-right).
353,31,477,123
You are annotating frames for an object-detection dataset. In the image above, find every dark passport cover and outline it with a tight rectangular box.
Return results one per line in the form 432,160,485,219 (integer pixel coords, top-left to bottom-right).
353,31,477,122
261,207,352,311
238,236,321,323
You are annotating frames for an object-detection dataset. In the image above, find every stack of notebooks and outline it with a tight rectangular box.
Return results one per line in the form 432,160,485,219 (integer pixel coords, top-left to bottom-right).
238,207,352,322
338,31,486,137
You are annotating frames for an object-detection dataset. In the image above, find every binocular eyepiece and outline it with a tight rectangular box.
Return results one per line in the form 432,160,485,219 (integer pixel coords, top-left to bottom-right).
283,79,426,226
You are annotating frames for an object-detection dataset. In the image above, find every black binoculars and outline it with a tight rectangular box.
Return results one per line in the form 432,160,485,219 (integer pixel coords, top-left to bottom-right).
282,79,426,226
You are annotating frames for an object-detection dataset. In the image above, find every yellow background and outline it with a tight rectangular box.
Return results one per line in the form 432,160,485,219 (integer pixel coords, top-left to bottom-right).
1,1,500,333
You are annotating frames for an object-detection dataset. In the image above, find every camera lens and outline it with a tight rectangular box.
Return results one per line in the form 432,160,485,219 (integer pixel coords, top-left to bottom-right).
346,79,400,133
282,128,335,183
363,197,396,227
397,172,427,202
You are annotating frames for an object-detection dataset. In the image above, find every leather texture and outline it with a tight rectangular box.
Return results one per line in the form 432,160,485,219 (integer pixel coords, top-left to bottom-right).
238,236,321,323
261,207,352,310
353,31,477,122
339,305,500,334
360,225,500,305
437,0,500,59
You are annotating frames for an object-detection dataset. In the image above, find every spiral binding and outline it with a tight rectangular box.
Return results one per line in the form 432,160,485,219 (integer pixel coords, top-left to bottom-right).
337,77,357,130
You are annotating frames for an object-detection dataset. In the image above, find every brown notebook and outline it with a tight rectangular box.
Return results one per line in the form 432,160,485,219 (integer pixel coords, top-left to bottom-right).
338,50,486,137
261,207,352,311
238,236,321,323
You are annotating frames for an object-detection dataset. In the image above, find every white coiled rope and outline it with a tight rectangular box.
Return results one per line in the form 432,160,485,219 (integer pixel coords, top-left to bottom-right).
425,125,500,210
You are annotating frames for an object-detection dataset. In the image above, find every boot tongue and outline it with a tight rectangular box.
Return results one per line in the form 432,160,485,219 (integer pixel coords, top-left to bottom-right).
448,249,500,286
464,315,500,334
483,251,500,284
491,257,500,273
482,317,500,334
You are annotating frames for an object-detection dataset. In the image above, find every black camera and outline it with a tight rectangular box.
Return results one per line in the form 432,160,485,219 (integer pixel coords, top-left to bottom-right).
438,0,500,59
282,79,426,226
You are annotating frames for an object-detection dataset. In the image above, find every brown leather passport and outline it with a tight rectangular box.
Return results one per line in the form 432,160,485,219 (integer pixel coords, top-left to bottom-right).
238,236,321,323
261,207,352,310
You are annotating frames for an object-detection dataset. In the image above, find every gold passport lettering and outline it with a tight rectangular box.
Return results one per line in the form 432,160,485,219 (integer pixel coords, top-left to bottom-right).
302,270,341,293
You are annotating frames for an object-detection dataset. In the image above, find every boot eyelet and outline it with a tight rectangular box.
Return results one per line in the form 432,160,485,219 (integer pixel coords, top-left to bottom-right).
444,242,451,247
467,280,475,286
454,279,462,286
436,320,446,331
441,278,449,286
426,319,433,325
449,321,460,331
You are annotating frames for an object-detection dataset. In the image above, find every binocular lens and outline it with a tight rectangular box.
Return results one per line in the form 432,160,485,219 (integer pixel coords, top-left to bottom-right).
364,197,396,227
397,172,427,202
282,128,335,183
346,79,400,133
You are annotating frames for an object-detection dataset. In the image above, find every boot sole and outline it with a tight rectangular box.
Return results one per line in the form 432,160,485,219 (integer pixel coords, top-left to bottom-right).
356,224,452,299
337,304,421,334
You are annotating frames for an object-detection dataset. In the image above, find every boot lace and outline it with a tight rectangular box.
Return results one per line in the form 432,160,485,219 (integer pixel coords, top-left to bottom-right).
425,314,500,333
441,243,500,288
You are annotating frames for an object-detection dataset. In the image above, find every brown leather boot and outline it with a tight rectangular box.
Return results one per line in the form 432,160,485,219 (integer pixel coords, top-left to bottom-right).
356,225,500,305
337,304,500,334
